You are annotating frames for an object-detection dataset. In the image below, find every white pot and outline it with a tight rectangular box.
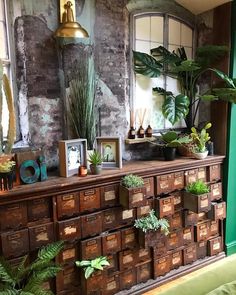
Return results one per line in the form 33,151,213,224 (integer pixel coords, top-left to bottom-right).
193,150,208,160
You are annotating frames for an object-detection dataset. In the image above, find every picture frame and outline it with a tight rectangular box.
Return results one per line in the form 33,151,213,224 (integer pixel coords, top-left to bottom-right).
59,139,87,177
96,136,122,169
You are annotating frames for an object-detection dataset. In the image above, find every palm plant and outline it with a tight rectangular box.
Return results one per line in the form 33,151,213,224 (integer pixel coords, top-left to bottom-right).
0,241,63,295
68,50,96,150
133,45,236,129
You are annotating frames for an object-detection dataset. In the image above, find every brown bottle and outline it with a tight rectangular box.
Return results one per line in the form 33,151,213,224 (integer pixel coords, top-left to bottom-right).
145,125,153,137
137,126,145,138
128,127,136,139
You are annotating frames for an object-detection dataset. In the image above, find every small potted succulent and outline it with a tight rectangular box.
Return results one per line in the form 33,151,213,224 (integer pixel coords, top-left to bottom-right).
76,256,110,294
88,150,102,175
161,131,192,161
134,209,170,248
0,160,15,190
190,122,212,159
119,174,146,209
183,180,211,213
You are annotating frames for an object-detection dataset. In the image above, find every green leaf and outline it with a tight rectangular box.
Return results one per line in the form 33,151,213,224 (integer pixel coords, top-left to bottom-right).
199,94,218,101
133,51,162,77
75,260,91,267
161,131,178,143
151,46,181,65
210,68,236,89
162,94,190,125
153,87,173,96
212,88,236,103
0,290,18,295
85,267,95,279
0,257,16,286
37,241,64,262
172,60,201,72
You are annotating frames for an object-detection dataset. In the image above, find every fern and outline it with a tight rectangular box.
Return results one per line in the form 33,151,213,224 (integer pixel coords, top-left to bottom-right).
0,257,16,286
37,241,64,261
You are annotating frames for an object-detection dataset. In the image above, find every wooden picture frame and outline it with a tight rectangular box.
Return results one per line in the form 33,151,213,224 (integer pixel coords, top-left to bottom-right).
96,137,122,169
59,139,87,177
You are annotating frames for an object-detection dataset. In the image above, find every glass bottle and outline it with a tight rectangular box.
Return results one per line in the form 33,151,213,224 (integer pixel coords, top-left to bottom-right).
137,126,145,138
145,125,153,137
128,127,136,139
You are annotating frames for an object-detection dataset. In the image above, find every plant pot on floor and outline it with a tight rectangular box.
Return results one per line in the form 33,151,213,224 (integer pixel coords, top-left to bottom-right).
90,164,102,175
163,147,176,161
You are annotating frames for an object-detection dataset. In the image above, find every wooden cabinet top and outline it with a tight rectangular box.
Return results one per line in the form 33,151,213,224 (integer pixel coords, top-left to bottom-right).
0,156,224,204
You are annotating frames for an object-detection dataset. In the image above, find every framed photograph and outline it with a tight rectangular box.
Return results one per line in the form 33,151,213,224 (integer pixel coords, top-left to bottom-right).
96,137,122,169
59,139,87,177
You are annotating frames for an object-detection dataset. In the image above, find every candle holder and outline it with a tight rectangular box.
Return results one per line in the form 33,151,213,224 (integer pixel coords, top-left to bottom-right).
79,165,88,177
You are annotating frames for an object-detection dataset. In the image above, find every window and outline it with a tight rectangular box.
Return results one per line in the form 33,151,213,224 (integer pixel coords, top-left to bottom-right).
0,0,13,138
133,13,194,131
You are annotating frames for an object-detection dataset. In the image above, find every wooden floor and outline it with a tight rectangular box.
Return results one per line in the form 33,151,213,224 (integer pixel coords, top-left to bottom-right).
143,261,219,295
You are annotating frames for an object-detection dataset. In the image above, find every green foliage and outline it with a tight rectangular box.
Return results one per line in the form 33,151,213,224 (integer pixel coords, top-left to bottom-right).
75,256,110,279
133,45,236,128
88,150,102,165
0,241,63,295
68,50,96,150
186,180,210,195
134,209,170,234
161,131,192,147
121,174,144,188
191,122,211,152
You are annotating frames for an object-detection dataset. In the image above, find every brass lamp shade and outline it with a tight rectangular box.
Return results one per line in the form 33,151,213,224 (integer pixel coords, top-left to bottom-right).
55,22,89,38
55,0,89,38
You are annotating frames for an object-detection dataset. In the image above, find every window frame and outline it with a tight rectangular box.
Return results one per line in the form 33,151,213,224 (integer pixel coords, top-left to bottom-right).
130,11,196,132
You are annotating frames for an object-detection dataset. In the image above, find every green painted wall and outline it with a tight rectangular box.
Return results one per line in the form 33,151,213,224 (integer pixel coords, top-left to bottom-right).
224,0,236,255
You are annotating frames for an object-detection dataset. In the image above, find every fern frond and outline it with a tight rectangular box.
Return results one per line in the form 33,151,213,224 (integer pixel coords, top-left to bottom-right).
14,256,28,283
29,260,54,273
0,257,16,286
37,241,64,261
0,289,18,295
33,266,61,282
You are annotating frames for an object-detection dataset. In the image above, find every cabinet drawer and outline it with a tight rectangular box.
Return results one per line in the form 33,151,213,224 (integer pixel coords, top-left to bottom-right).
183,226,194,245
1,229,29,258
28,198,51,222
119,185,146,209
137,247,152,264
208,165,221,182
136,199,153,218
183,192,211,213
79,188,101,212
119,208,135,226
29,222,55,251
0,202,27,231
81,270,103,294
185,169,198,185
121,227,137,250
57,193,79,219
80,236,102,260
119,249,136,271
136,260,152,284
58,242,79,265
183,244,197,265
197,167,207,182
119,268,137,291
144,177,154,197
167,210,183,231
106,253,119,275
170,248,183,270
173,172,184,190
102,208,118,232
57,216,81,241
152,238,167,259
153,255,171,278
81,212,102,238
196,240,207,259
210,183,222,201
100,184,119,208
194,220,210,242
183,210,198,227
208,202,226,221
102,274,120,295
156,174,173,195
207,236,222,256
156,195,174,218
102,232,121,255
166,230,183,250
209,220,219,237
172,191,183,211
56,265,80,292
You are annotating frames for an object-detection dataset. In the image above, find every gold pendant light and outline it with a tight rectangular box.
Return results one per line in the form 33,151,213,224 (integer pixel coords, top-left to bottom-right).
55,1,89,38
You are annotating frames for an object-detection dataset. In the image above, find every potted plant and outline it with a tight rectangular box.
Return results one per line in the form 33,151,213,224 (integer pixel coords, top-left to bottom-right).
190,122,212,159
161,131,192,161
119,174,146,209
134,209,170,248
0,160,15,190
0,241,63,294
88,149,102,175
183,180,211,213
133,45,236,130
75,256,110,294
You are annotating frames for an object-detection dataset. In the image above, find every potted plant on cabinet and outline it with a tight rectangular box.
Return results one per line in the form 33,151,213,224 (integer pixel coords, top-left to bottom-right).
183,180,211,213
119,174,146,209
161,131,192,161
88,150,102,175
134,209,170,248
0,241,63,294
75,256,110,294
190,122,212,159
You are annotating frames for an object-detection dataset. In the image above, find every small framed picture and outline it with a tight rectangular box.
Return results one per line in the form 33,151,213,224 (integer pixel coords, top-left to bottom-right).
59,139,87,177
96,137,122,169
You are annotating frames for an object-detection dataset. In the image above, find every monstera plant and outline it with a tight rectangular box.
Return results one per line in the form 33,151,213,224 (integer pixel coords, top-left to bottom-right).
133,45,236,130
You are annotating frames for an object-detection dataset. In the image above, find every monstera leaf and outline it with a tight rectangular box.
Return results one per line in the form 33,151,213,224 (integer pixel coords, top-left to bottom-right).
133,51,162,77
162,94,190,125
212,88,236,103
